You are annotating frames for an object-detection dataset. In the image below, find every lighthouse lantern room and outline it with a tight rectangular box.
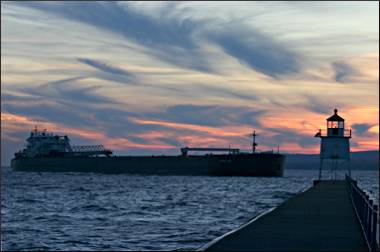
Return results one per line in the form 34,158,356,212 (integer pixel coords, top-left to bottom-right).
315,109,351,179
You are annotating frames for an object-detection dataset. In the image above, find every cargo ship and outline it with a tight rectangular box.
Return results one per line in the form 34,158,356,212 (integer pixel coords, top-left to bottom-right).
11,128,285,176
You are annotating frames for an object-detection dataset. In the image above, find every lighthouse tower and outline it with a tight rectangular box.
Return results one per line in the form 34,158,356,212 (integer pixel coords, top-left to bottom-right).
314,109,352,179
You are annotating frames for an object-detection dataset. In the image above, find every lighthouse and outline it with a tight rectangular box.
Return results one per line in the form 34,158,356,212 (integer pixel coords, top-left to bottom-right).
315,109,352,179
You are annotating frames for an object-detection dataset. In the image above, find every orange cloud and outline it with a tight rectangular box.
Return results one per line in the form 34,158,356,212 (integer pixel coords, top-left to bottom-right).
129,117,251,137
1,113,175,151
2,107,378,157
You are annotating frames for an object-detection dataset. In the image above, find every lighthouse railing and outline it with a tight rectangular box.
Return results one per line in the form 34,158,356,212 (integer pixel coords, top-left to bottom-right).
315,129,351,137
344,129,352,137
346,175,378,251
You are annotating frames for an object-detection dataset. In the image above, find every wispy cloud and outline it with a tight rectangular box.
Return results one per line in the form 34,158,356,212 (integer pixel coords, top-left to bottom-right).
2,76,124,130
332,61,359,83
12,2,197,49
15,1,213,72
77,57,135,77
208,27,301,78
76,57,137,85
304,95,342,115
352,123,376,137
265,127,318,149
15,1,304,77
1,112,175,152
156,104,265,127
16,76,115,105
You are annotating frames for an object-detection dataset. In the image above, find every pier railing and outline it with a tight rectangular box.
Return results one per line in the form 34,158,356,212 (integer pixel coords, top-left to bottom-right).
346,175,378,251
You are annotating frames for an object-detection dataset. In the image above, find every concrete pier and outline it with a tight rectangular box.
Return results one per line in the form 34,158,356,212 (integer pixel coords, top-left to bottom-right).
200,180,369,251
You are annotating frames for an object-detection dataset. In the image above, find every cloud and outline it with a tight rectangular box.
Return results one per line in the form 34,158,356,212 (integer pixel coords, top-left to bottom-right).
3,90,162,136
152,104,265,127
304,96,340,115
15,1,212,72
268,95,340,115
208,26,301,78
3,102,93,128
156,137,183,147
12,2,195,48
3,76,128,131
4,86,263,148
1,112,176,156
77,57,135,78
4,80,261,139
13,76,117,106
352,123,376,137
194,84,258,101
332,61,359,83
265,127,318,148
76,57,138,85
15,1,303,77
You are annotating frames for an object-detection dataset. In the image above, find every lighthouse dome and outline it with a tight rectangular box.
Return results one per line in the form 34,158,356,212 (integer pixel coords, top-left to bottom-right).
326,109,344,122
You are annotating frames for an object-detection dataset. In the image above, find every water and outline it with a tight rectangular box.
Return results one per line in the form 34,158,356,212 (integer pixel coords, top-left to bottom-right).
1,168,378,251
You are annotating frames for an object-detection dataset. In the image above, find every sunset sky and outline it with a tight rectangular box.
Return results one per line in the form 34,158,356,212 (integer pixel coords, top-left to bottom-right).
1,1,379,165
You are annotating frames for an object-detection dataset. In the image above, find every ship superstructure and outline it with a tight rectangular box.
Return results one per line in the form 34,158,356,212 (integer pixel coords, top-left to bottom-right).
15,127,112,158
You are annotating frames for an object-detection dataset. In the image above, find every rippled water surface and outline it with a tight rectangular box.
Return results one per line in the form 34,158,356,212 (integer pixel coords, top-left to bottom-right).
1,168,378,251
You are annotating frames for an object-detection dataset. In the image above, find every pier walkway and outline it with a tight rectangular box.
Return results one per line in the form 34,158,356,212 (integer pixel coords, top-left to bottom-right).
201,179,377,251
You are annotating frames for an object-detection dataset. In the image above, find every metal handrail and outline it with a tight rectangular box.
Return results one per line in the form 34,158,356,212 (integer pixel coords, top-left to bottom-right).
316,129,352,137
72,145,111,152
346,175,378,251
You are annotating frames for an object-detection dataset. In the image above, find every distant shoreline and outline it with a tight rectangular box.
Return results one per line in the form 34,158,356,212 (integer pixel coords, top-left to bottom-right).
284,150,379,170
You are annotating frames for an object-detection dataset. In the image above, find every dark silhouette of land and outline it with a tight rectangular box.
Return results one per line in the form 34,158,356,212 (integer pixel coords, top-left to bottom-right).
285,150,378,170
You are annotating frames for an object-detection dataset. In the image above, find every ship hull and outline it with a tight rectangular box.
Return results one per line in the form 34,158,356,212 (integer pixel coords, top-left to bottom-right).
11,153,285,177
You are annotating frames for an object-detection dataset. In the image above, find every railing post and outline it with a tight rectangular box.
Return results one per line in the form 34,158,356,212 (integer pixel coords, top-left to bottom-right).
371,205,378,251
354,186,358,208
361,195,365,224
364,195,369,237
368,199,373,248
360,196,363,225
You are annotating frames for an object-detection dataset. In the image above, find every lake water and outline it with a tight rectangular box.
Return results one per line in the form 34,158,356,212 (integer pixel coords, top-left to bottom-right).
1,168,378,251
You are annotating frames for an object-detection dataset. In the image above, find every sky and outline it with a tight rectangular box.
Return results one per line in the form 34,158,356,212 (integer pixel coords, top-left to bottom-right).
1,1,379,165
